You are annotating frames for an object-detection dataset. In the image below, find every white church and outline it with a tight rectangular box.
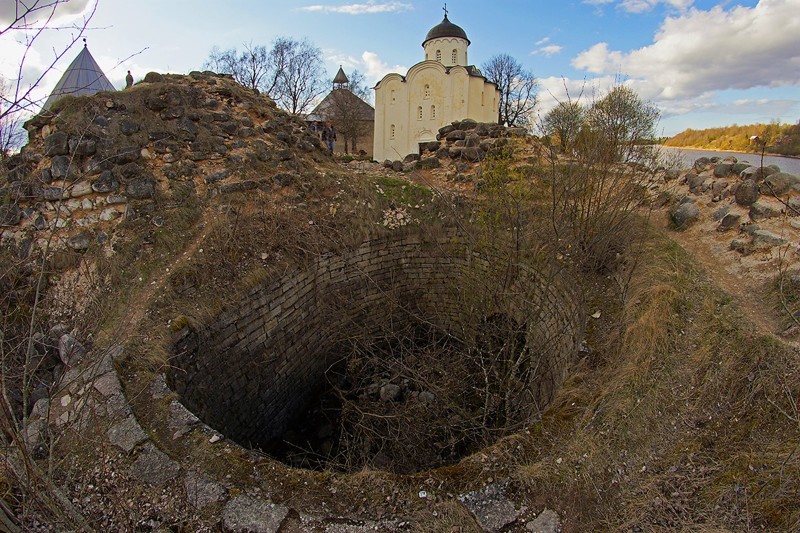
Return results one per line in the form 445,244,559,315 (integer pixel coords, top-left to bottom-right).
373,10,500,161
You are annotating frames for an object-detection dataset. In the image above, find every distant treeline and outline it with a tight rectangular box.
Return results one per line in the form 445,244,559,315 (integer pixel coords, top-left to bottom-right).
665,121,800,157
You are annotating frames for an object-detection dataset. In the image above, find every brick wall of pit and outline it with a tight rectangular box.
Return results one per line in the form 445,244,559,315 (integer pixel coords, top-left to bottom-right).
169,231,585,448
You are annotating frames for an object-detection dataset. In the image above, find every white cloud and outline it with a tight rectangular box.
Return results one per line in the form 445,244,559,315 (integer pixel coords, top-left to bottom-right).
572,0,800,101
532,44,563,57
0,0,95,27
582,0,693,14
360,51,406,84
301,1,412,14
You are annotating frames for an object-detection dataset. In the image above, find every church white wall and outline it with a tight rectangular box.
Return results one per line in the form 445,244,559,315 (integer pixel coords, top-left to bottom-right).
373,34,501,161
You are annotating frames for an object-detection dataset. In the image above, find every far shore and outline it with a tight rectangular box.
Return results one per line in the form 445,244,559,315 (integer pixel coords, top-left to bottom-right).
660,145,800,160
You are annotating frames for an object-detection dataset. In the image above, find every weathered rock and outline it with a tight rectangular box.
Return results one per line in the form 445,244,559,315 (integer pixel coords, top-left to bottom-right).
0,204,21,226
446,130,466,142
438,124,455,137
126,177,155,199
462,147,484,162
205,170,228,184
44,131,69,156
106,194,128,205
749,201,782,222
735,179,760,206
391,160,404,172
415,158,441,170
58,333,86,364
717,214,741,232
92,170,119,193
459,483,521,533
671,202,700,229
459,119,478,130
713,163,733,177
118,119,140,135
50,155,75,179
687,173,707,193
130,444,181,485
277,148,293,161
222,496,289,533
113,146,140,164
664,169,680,181
168,400,200,439
751,230,786,250
526,509,561,533
107,416,148,453
67,233,90,251
143,72,164,83
68,138,96,156
740,165,777,182
465,134,481,148
731,162,751,174
762,172,799,196
70,180,93,198
693,157,711,172
712,206,729,222
184,471,226,509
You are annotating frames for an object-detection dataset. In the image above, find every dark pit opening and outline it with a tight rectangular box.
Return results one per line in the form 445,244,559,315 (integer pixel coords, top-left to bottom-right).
169,233,585,473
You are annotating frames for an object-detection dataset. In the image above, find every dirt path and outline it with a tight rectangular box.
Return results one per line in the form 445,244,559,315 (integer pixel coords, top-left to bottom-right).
654,206,799,343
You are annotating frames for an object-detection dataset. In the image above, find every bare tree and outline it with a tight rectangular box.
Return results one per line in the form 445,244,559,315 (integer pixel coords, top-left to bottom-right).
0,1,97,124
204,42,278,95
584,85,659,163
541,100,585,155
271,37,327,115
481,53,539,127
324,70,373,154
205,37,327,116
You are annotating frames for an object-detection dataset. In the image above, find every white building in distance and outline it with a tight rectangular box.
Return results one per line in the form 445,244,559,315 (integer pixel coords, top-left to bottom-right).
373,12,500,162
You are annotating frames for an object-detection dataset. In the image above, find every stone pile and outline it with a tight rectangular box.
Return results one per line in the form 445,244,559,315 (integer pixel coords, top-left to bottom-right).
1,71,328,257
668,155,800,254
381,119,527,171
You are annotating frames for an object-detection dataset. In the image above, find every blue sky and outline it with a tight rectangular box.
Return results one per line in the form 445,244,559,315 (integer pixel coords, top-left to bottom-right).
1,0,798,136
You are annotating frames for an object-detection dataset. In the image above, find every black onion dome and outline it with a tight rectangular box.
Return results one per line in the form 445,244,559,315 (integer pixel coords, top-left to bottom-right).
423,15,470,46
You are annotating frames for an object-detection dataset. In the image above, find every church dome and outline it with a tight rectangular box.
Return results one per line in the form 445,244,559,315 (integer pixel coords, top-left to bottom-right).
423,15,470,46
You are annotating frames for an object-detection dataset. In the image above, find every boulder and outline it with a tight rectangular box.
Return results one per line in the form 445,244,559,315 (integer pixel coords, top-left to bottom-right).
464,134,481,148
70,181,93,198
762,172,800,196
713,163,733,177
687,173,707,193
44,131,70,156
43,186,67,201
68,138,96,157
67,233,91,251
663,169,680,182
693,157,711,172
751,230,786,251
438,124,455,137
119,119,140,135
379,384,402,402
50,155,75,179
391,160,403,172
731,162,751,174
58,333,86,364
113,146,140,164
740,165,777,182
749,201,782,222
462,147,484,162
403,153,420,163
445,130,466,142
671,202,700,229
717,214,741,232
735,179,760,206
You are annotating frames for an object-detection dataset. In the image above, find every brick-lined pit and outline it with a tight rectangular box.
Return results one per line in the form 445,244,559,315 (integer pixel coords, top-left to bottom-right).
168,230,585,468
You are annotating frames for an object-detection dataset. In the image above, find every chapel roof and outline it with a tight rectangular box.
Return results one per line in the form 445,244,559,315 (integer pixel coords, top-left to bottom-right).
333,66,349,85
423,14,470,46
43,42,116,110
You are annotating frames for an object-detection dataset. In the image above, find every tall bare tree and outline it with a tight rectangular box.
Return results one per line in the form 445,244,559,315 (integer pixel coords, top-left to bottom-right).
204,36,327,116
481,53,539,127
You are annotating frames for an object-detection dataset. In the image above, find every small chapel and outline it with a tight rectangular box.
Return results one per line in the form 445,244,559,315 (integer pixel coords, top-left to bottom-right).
373,8,500,161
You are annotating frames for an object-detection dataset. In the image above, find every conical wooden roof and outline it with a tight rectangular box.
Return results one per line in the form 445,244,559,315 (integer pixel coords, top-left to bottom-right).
43,44,116,110
333,66,349,85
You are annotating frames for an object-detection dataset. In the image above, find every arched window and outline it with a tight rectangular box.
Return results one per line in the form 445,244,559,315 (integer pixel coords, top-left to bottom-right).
451,49,458,64
424,84,431,99
390,124,396,139
435,49,441,62
417,106,423,120
431,105,436,119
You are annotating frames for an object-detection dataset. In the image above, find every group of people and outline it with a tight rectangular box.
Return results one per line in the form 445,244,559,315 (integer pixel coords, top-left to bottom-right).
310,121,336,154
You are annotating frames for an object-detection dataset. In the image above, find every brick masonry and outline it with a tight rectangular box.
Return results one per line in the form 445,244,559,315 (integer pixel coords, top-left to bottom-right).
169,229,586,449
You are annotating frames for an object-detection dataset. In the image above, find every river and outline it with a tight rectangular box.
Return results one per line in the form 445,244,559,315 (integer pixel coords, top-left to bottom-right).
660,146,800,176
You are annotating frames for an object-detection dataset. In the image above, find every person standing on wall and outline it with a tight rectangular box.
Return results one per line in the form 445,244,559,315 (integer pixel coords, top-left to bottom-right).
125,70,134,88
322,121,336,154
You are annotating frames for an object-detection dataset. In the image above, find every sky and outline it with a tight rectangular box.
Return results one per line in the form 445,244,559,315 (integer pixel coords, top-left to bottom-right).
1,0,799,136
